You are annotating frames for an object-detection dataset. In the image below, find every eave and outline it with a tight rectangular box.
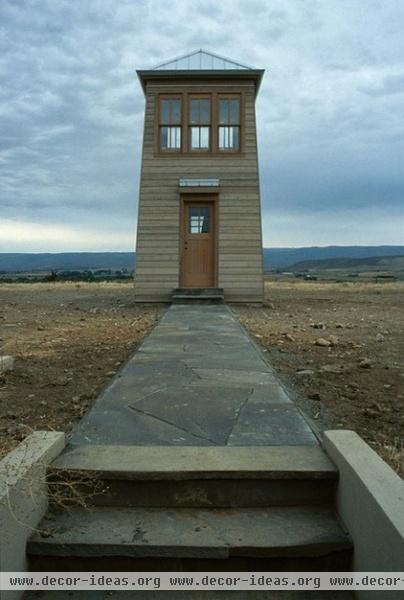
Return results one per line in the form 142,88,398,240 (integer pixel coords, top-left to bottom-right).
136,69,265,96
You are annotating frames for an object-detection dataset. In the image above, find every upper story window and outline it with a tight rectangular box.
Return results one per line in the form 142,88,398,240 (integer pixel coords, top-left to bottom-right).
189,97,211,150
157,93,242,153
218,98,240,151
159,97,181,150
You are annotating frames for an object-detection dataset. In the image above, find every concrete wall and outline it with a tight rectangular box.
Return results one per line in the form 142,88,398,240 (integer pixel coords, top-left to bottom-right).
0,431,65,600
135,78,264,303
323,430,404,600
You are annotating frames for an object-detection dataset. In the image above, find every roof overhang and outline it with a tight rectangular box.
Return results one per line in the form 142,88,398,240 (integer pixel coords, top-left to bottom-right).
136,69,265,96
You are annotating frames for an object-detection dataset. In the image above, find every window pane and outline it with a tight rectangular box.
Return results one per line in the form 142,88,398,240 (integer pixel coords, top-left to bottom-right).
171,99,181,124
232,126,240,149
161,126,181,149
190,98,210,125
218,126,226,148
219,98,240,125
229,99,240,124
172,126,181,148
218,126,239,150
160,126,168,148
219,126,229,148
190,126,210,149
219,99,228,124
199,126,209,148
190,99,200,124
200,99,210,124
190,127,200,148
160,100,171,124
160,98,181,124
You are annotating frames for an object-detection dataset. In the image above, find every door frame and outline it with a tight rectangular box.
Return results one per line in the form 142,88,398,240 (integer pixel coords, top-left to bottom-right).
179,193,219,288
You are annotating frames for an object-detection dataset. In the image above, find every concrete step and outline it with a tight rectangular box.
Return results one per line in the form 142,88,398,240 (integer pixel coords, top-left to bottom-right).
27,505,352,572
49,445,338,507
173,288,224,296
172,288,224,304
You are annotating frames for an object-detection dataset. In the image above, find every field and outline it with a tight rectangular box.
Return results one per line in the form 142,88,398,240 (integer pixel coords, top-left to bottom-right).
0,280,403,477
237,280,404,476
0,282,160,459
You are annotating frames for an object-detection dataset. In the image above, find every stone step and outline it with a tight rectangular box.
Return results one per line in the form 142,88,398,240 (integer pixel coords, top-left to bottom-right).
171,295,224,305
173,288,224,296
49,445,338,507
27,505,352,571
172,288,224,304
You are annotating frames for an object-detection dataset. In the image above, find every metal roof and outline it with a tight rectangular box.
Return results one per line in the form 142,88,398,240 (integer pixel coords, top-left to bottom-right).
137,49,265,96
152,49,254,71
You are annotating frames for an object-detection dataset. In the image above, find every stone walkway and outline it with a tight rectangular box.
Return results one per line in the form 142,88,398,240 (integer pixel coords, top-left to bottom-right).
70,305,318,447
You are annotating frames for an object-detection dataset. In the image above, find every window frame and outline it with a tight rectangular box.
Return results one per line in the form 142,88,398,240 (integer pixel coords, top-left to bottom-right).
155,91,243,155
157,94,183,153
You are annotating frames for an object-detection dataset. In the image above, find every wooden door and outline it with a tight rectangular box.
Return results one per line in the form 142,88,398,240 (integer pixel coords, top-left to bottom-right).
181,201,215,287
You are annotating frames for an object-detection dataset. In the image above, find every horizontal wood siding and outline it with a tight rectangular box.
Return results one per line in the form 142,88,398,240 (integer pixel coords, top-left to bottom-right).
135,78,264,303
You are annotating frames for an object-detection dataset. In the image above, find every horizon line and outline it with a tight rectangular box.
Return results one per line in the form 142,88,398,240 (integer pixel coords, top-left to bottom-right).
0,244,403,255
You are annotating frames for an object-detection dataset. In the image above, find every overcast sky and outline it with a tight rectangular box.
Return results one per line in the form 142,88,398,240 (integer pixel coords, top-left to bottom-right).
1,0,403,252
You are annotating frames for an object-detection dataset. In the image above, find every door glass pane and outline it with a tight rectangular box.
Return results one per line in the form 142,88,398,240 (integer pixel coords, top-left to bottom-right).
188,207,210,233
190,215,200,233
200,207,210,233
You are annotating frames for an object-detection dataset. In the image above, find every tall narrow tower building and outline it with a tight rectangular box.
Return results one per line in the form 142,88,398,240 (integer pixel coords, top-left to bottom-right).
135,50,265,303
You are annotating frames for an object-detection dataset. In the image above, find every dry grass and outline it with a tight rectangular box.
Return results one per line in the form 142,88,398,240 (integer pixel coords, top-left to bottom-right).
0,282,161,459
237,279,404,477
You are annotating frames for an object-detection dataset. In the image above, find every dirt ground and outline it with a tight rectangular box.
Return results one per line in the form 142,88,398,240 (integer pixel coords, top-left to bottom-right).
236,280,404,476
0,282,160,459
1,281,403,477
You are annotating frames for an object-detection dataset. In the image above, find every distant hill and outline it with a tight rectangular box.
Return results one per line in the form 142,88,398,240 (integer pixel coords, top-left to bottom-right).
0,246,403,273
0,252,135,273
262,246,404,270
287,255,404,272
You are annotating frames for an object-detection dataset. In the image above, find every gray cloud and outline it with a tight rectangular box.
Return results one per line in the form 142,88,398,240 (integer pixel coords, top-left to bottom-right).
0,0,403,250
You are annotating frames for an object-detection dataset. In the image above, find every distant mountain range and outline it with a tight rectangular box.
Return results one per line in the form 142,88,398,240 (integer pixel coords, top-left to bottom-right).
0,246,403,273
263,246,404,270
0,252,135,273
287,254,404,271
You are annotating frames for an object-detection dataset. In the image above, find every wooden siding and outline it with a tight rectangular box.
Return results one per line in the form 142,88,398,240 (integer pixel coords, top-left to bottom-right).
135,78,264,303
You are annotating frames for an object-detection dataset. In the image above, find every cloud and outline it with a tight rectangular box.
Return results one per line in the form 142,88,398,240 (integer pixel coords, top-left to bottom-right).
0,218,134,252
0,0,403,251
360,72,404,96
